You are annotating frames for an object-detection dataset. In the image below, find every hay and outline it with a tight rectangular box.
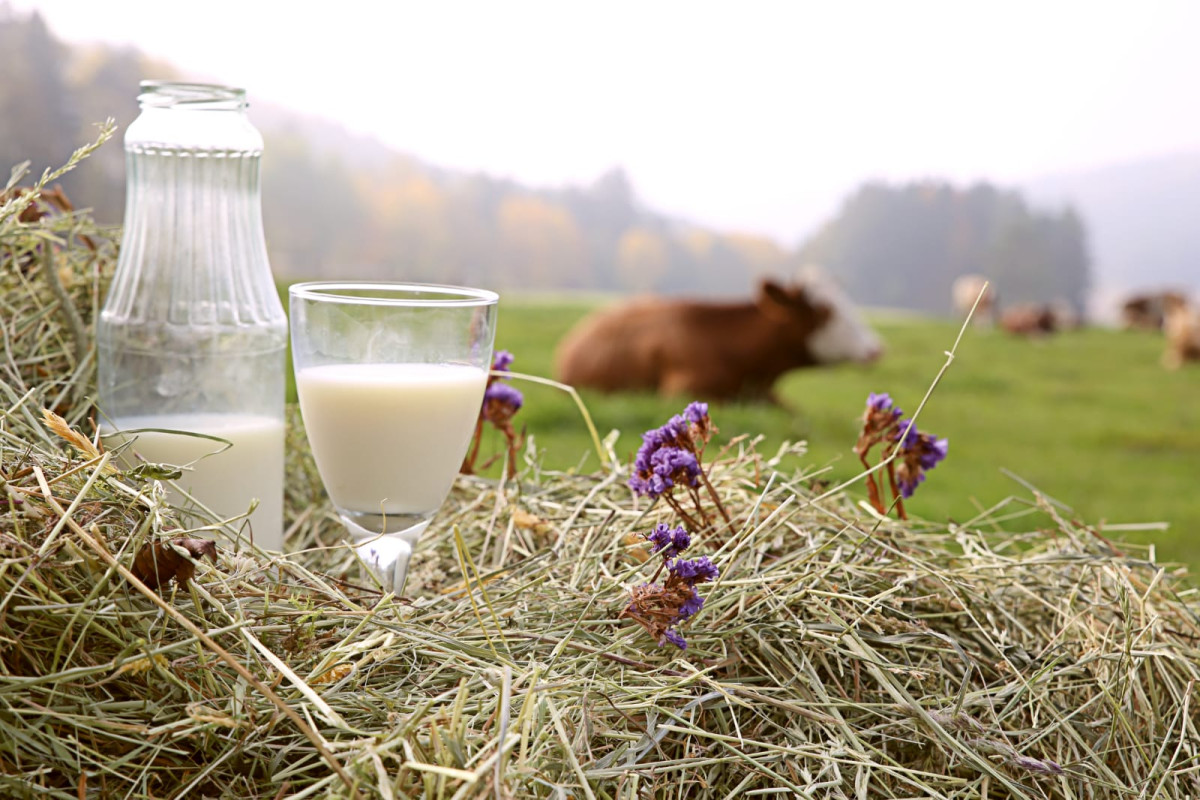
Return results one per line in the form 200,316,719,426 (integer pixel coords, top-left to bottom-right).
3,140,1199,799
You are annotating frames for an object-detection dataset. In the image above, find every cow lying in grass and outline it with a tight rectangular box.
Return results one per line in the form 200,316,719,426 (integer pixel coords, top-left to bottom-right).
1000,304,1059,337
554,271,883,401
952,274,996,325
1122,290,1186,331
1162,294,1200,369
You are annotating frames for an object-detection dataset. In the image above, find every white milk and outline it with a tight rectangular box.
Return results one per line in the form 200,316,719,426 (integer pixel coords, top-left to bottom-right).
104,413,285,550
295,363,487,516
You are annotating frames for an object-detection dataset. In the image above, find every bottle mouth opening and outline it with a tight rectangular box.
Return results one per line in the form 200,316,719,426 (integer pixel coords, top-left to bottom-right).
138,81,247,110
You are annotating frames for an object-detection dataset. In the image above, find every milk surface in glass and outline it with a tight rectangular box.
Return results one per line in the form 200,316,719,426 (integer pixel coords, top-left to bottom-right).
295,362,487,517
105,413,286,550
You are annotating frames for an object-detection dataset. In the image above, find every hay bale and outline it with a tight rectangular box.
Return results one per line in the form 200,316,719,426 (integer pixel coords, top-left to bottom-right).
2,141,1198,799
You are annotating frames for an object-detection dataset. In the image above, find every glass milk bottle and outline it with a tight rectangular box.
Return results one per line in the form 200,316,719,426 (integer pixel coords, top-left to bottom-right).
98,81,287,550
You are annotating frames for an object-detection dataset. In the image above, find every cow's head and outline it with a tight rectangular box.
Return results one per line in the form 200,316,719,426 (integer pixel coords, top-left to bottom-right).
757,268,883,364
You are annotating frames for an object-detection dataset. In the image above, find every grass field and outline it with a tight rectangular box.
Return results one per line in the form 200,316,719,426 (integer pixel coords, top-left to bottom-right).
283,288,1200,574
489,296,1200,572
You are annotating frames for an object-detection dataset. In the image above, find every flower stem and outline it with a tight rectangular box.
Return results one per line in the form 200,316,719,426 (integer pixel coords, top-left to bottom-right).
699,468,734,530
858,449,885,514
665,494,703,534
886,460,907,520
460,416,485,475
503,426,519,479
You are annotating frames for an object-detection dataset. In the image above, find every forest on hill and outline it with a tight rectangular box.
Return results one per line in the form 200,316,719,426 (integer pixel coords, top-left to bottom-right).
799,182,1090,313
1,9,1090,312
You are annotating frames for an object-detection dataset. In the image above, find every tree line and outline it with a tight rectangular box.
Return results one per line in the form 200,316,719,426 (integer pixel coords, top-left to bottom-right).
798,181,1090,314
1,9,1089,312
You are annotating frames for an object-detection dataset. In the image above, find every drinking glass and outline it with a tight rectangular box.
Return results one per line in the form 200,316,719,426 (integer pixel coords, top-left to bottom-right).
289,282,498,593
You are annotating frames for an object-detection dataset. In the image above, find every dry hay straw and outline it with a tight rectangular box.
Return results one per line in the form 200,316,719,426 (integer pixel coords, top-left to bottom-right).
2,137,1199,800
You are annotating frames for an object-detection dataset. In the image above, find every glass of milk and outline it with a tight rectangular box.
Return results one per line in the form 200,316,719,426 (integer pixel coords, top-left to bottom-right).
288,282,499,594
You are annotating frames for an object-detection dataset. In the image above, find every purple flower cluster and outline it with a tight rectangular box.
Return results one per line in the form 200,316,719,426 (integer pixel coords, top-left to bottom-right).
647,523,691,558
492,351,514,373
484,382,523,412
620,403,727,651
462,349,527,479
861,392,904,445
856,391,949,508
867,392,898,415
672,555,719,584
659,555,720,647
892,421,949,498
622,531,720,651
684,401,715,443
628,403,714,500
482,350,523,423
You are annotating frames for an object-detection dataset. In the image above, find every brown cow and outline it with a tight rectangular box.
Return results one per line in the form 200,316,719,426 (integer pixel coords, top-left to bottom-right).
1162,294,1200,369
1121,290,1186,331
554,271,883,401
1000,304,1059,337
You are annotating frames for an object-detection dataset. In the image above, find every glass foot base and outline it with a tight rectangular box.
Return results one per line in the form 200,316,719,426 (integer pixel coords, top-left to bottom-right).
339,512,431,595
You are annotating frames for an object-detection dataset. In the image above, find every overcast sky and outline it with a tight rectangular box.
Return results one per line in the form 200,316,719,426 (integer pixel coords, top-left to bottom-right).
18,0,1200,244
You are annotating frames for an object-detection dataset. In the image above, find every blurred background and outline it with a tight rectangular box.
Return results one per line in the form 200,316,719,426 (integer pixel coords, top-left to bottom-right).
4,0,1199,314
4,1,1199,567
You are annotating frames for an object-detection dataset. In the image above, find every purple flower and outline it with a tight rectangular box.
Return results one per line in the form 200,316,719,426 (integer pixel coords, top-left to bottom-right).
652,447,700,483
670,556,719,585
893,425,949,498
484,382,523,411
622,553,717,651
492,351,514,373
635,416,691,464
677,588,705,619
920,436,949,469
479,350,522,424
683,400,717,443
647,523,691,558
627,474,652,496
662,415,691,445
630,455,692,499
893,417,919,449
661,629,688,649
628,413,701,499
859,392,905,451
867,392,897,414
481,382,524,428
896,471,924,499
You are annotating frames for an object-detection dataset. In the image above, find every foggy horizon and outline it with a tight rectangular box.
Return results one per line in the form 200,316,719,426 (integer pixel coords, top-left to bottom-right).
12,0,1200,246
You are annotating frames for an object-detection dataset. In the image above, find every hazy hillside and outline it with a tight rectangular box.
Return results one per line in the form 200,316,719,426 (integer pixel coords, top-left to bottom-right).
2,7,1127,313
796,181,1091,315
1023,153,1200,315
248,101,398,173
0,10,798,296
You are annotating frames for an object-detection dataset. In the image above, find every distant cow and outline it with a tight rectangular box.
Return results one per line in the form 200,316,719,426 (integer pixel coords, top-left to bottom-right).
1000,304,1059,337
554,271,883,401
1121,291,1186,331
1162,294,1200,369
952,274,996,325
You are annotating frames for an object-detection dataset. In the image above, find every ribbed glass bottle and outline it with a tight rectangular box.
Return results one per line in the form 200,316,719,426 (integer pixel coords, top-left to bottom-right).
97,81,287,550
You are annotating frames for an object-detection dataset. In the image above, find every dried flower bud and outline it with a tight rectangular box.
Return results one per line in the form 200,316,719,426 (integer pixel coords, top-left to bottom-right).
491,350,514,373
892,419,949,499
647,523,691,558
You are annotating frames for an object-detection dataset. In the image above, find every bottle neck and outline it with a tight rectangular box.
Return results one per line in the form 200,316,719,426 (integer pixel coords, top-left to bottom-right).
137,81,248,111
126,82,262,153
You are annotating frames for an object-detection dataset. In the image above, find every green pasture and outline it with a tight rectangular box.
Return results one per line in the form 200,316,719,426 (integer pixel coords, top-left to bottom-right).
284,288,1200,574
